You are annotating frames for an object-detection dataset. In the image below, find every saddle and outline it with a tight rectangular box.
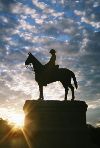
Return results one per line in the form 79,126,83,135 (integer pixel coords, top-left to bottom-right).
44,65,59,72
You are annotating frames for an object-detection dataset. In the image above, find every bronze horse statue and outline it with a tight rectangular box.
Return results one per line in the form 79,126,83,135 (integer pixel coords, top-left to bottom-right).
25,52,78,100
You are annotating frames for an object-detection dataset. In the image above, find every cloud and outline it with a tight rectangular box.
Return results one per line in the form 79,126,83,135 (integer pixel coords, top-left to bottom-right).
74,10,85,16
32,0,64,17
87,107,100,125
0,0,16,11
81,17,100,29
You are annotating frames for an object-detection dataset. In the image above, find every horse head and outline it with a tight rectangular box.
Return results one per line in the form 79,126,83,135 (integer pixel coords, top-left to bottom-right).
25,52,43,73
25,52,33,66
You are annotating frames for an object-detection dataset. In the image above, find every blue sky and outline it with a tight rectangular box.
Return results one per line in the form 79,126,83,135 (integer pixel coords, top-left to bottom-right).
0,0,100,125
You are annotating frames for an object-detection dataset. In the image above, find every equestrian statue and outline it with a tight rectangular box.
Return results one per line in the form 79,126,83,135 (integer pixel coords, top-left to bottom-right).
25,49,78,101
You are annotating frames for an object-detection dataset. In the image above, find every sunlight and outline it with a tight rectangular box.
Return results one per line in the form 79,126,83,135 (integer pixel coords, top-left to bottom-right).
8,113,25,129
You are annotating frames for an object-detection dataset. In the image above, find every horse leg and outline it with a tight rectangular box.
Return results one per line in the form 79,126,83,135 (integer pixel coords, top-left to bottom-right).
65,87,69,101
61,81,69,101
69,84,75,101
39,85,44,100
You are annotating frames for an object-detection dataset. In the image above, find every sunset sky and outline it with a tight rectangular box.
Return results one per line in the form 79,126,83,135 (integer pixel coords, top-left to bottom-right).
0,0,100,125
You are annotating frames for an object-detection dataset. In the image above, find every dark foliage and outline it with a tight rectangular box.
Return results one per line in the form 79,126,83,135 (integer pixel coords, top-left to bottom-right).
87,124,100,147
0,118,100,148
0,118,28,148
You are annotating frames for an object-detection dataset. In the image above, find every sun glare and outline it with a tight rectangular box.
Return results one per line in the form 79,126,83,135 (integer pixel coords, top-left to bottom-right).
9,113,25,129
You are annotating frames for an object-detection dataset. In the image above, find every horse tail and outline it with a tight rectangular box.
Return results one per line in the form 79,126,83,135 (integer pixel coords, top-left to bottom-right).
71,72,78,89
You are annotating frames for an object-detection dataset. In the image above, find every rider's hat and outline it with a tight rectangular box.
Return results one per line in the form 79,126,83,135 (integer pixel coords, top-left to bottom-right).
49,49,56,54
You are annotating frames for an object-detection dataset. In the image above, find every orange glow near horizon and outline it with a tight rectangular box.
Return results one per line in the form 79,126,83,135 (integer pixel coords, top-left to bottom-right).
8,113,25,129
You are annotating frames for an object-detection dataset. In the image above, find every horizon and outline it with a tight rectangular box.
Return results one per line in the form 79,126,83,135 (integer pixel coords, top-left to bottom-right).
0,0,100,126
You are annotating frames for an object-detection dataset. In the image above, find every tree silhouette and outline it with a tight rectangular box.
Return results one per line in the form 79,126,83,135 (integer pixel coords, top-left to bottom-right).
87,124,100,147
0,118,28,148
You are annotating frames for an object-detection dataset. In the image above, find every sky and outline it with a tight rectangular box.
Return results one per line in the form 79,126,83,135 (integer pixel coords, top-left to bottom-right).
0,0,100,125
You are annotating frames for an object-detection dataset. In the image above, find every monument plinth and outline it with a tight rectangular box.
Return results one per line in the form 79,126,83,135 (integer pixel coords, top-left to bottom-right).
23,100,98,148
24,100,87,130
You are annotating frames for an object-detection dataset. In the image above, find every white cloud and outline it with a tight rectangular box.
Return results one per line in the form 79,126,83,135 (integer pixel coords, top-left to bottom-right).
87,99,100,109
32,0,47,10
11,2,36,15
32,0,64,18
74,10,85,16
81,17,100,29
93,2,99,7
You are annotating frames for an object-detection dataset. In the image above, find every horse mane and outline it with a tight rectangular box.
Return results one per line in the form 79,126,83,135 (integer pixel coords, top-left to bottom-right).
32,54,43,66
31,54,44,73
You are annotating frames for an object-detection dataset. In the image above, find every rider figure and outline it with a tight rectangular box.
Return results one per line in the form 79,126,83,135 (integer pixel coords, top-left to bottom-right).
49,49,56,68
45,49,58,70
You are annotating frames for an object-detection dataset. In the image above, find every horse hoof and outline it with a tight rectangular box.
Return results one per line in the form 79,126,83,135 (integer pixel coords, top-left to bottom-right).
38,98,44,101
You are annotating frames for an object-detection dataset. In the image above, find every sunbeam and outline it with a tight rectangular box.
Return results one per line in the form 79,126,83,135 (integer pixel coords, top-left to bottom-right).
22,128,32,148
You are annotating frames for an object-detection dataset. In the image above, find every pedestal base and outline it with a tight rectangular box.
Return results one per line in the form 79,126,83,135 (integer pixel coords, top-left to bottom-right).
23,100,98,148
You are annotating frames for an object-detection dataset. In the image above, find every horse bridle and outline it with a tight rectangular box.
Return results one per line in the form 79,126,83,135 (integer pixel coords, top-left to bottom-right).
25,63,33,71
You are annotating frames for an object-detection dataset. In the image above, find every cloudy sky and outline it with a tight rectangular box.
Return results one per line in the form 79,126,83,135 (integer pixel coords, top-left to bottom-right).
0,0,100,125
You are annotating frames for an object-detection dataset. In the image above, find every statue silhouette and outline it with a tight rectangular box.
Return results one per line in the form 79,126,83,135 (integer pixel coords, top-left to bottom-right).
44,49,59,69
25,52,78,101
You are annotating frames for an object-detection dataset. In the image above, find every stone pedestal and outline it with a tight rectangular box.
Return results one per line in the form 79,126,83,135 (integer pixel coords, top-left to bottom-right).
23,100,98,148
